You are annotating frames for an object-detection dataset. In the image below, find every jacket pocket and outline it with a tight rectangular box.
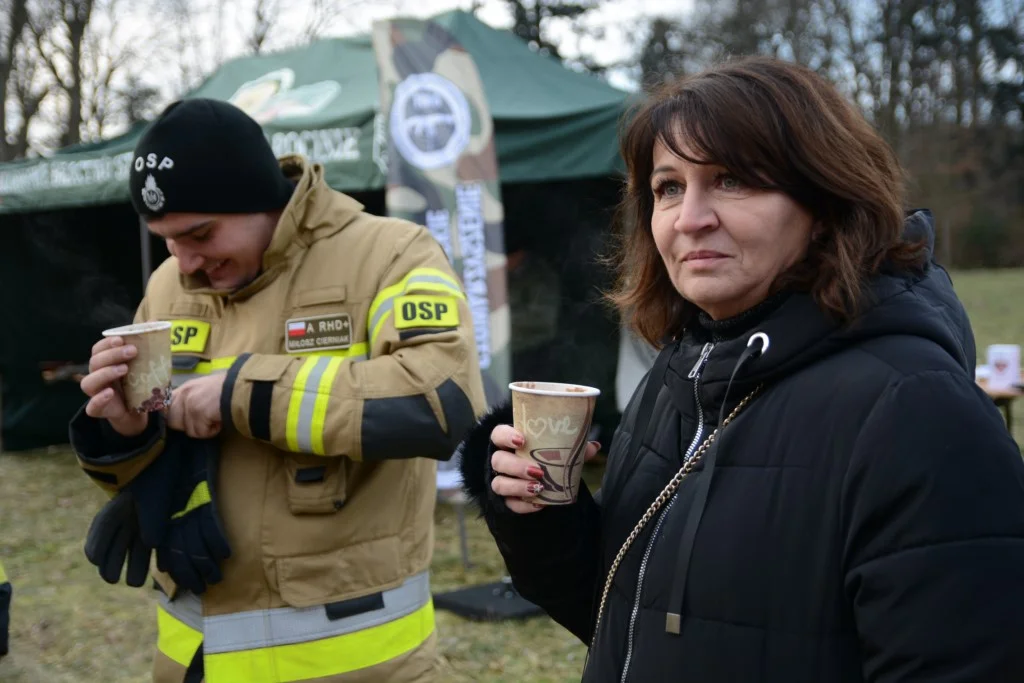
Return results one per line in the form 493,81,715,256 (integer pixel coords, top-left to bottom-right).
294,285,347,308
283,453,348,515
273,535,401,608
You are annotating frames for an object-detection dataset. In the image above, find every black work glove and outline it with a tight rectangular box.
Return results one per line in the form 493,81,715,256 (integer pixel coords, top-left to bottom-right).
155,433,231,595
83,422,185,588
0,565,10,657
122,433,186,549
84,493,152,588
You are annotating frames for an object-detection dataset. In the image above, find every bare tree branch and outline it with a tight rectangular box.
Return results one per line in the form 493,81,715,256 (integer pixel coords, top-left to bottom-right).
246,0,279,54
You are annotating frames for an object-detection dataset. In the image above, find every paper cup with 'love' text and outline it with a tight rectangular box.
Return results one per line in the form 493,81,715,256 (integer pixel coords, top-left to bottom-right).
509,381,601,505
102,321,173,414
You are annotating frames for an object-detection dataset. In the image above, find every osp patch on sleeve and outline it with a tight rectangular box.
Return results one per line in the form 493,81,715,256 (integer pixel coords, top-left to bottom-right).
170,319,211,353
394,295,460,330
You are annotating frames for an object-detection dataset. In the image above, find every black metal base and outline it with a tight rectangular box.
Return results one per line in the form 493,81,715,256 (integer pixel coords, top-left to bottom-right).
433,578,545,622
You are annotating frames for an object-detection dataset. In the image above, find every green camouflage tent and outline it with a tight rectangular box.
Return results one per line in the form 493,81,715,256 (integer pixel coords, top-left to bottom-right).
0,9,633,450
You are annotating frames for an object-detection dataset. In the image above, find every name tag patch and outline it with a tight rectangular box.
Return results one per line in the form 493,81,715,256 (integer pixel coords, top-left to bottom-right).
394,295,459,329
171,320,211,353
285,313,353,352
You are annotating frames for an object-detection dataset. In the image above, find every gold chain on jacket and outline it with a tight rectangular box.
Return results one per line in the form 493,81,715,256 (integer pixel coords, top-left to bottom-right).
590,384,763,648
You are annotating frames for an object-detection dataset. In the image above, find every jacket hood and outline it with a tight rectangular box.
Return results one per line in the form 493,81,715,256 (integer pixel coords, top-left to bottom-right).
667,209,977,415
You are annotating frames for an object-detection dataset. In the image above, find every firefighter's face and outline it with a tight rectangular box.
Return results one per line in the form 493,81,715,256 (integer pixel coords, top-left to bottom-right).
147,212,279,290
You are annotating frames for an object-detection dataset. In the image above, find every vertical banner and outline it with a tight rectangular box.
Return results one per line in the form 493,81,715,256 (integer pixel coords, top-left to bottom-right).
372,18,510,409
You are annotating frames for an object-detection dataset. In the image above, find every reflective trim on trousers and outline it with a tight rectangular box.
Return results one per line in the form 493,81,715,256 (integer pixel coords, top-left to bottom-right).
156,601,203,668
156,571,434,682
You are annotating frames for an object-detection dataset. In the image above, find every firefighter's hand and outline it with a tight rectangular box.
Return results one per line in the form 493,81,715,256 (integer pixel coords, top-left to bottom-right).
165,374,224,439
80,336,149,438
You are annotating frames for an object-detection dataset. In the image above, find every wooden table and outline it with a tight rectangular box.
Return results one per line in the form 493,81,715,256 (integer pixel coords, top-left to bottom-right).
977,376,1024,436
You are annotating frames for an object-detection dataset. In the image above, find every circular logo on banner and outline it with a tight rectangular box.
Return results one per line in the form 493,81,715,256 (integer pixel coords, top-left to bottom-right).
390,73,472,170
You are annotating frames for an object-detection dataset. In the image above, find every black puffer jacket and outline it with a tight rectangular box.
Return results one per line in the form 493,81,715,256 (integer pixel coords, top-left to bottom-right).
459,210,1024,682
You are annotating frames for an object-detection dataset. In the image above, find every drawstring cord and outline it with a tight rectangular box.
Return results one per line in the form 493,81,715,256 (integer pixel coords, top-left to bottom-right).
667,330,771,635
717,332,771,429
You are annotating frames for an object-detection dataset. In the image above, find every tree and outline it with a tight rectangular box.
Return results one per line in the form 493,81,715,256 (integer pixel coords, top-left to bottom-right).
30,0,94,147
638,18,686,88
0,0,33,160
7,26,45,158
246,0,278,54
502,0,604,71
116,74,161,126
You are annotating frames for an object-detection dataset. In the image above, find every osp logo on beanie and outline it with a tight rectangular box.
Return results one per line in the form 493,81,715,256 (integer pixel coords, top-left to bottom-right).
134,153,174,213
129,98,295,219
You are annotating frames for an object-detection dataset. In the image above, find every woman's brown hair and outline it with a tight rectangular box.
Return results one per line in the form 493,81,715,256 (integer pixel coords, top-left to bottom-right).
608,56,927,347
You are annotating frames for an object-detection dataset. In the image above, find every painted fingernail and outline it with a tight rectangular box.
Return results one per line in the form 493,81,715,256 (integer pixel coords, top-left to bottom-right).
527,466,545,480
512,435,525,447
527,482,544,495
532,503,545,510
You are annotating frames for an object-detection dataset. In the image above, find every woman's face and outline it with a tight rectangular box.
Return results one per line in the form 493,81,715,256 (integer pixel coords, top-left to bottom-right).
650,137,815,320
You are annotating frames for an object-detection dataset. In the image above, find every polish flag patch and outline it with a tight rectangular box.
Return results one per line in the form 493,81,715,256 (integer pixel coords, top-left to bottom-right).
287,321,307,338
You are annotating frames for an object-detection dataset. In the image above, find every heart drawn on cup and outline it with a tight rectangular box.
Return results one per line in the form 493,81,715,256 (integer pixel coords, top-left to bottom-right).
525,418,548,438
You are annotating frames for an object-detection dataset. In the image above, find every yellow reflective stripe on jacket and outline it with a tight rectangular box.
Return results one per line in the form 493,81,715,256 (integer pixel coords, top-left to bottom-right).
171,481,211,520
367,267,466,349
286,356,345,454
156,603,203,668
204,601,434,683
190,357,238,375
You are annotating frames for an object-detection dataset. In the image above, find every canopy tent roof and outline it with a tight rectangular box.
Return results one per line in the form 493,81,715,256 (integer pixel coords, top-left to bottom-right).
0,9,633,215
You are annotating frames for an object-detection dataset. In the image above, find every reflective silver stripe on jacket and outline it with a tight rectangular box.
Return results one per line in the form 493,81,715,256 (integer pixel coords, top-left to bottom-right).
159,570,431,653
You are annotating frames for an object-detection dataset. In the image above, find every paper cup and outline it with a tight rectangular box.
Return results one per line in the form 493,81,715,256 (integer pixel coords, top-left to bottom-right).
102,321,173,414
987,344,1021,391
509,381,601,505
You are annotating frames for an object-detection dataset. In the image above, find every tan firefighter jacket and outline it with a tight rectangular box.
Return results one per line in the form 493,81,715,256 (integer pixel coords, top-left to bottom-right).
72,155,487,683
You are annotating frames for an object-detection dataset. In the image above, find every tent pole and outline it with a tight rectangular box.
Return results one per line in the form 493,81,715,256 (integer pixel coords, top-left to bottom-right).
139,217,152,289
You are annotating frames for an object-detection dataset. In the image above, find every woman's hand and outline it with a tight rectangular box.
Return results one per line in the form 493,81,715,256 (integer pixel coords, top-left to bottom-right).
489,424,601,514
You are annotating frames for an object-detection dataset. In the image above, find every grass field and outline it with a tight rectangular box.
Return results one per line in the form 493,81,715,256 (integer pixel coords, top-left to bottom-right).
2,268,1023,682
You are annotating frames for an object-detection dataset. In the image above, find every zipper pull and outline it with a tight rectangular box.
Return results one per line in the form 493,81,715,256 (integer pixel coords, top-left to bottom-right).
688,342,714,379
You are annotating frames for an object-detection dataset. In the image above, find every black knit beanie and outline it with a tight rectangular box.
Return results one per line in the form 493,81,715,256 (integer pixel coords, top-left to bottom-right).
129,98,295,219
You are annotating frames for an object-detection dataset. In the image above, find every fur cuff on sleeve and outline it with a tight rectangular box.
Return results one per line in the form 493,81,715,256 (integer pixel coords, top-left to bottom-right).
456,400,513,514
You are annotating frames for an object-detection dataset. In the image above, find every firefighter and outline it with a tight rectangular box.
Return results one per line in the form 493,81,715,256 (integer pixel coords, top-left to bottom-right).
70,98,486,683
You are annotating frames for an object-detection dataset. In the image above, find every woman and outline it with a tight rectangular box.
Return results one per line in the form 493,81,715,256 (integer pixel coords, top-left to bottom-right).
457,56,1024,682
